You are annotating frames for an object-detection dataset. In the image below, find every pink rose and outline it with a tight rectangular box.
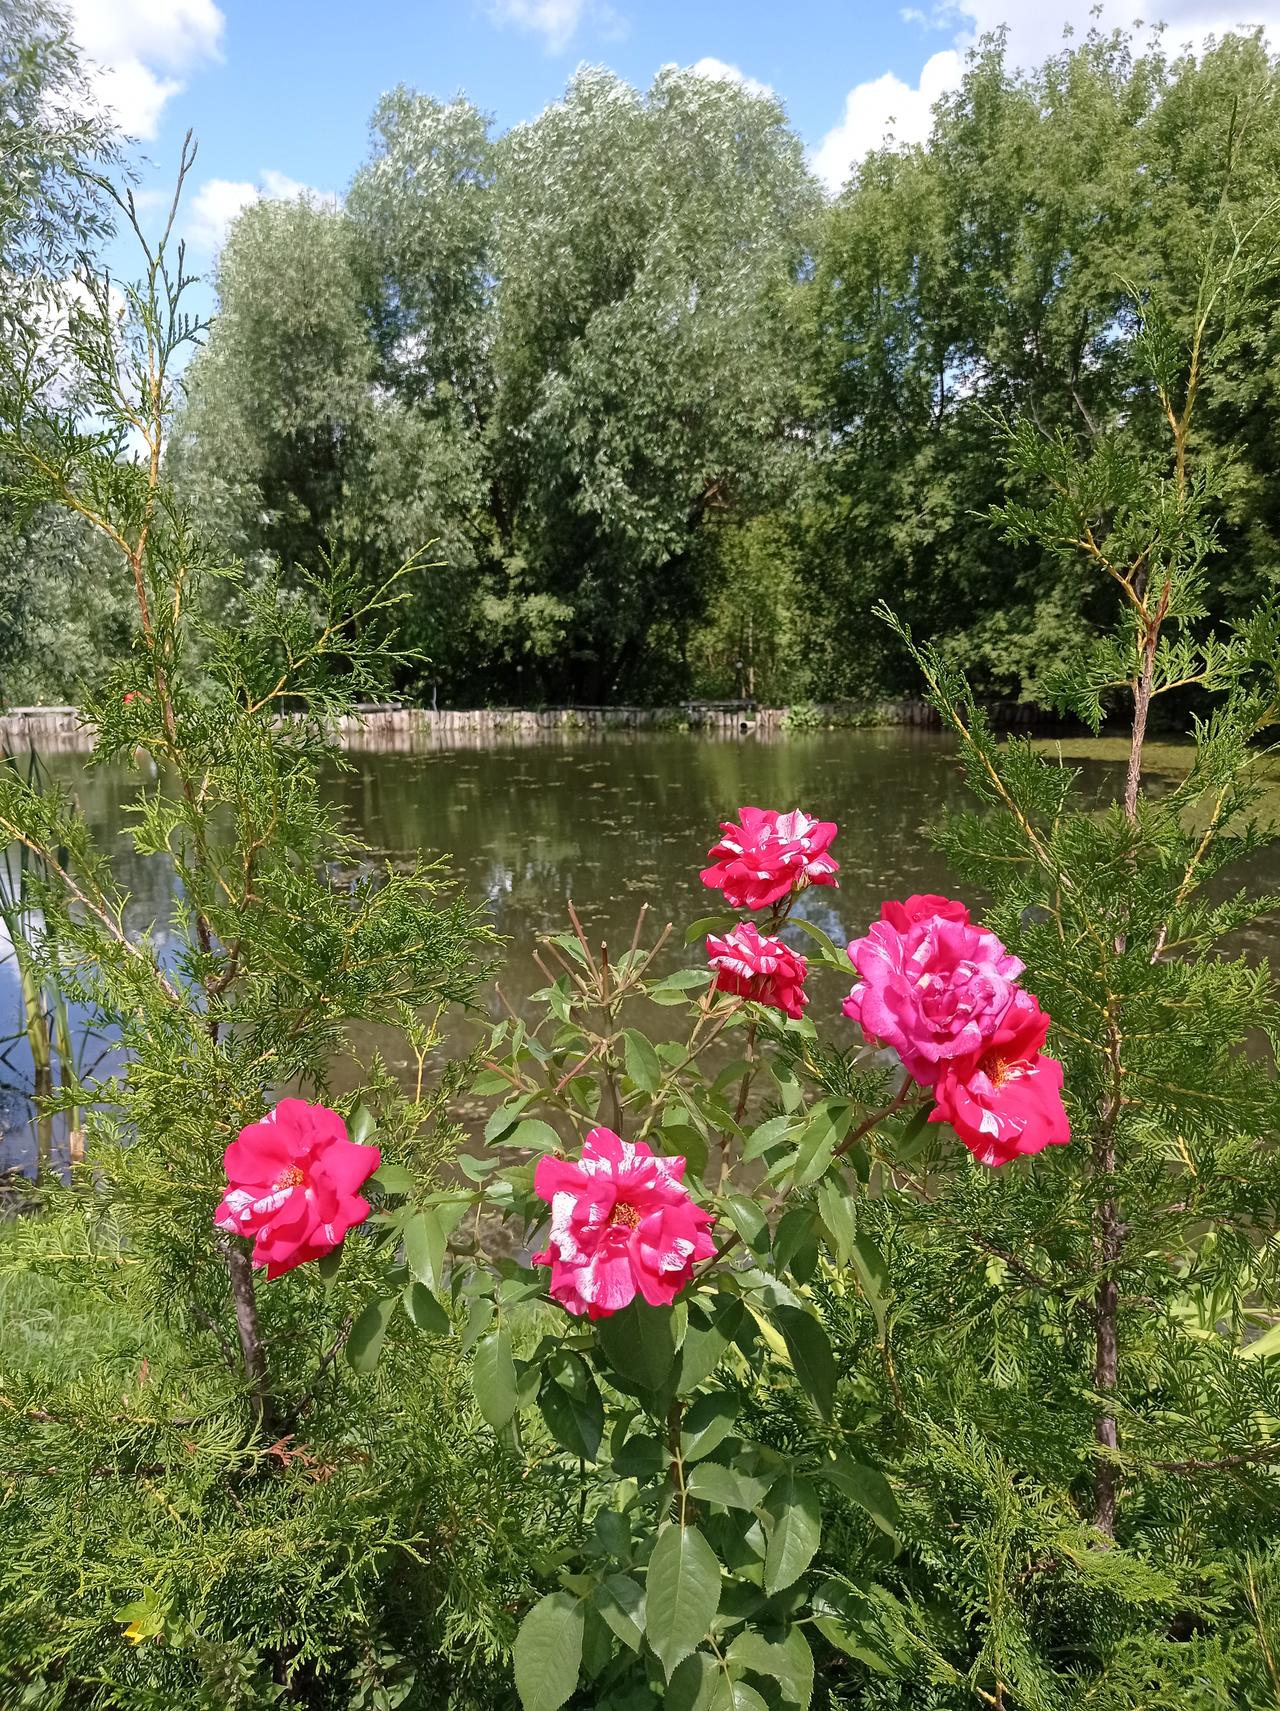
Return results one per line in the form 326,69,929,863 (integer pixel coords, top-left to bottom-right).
214,1098,381,1279
930,989,1071,1166
532,1127,715,1319
700,807,839,911
843,899,1024,1085
706,922,808,1020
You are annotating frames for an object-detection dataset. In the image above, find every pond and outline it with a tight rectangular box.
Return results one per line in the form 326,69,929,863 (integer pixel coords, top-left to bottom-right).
3,728,1278,1168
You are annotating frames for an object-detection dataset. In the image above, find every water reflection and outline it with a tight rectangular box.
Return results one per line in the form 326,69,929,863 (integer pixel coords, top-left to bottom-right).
3,730,1277,1167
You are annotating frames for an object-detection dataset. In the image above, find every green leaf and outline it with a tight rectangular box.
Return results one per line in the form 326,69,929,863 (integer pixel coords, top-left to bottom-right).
348,1103,377,1147
595,1573,645,1652
819,1455,900,1538
726,1625,814,1708
742,1114,794,1162
763,1473,822,1594
679,1311,730,1393
472,1328,519,1430
684,913,740,945
598,1300,679,1392
613,1432,667,1479
789,915,848,968
346,1295,398,1375
792,1097,854,1187
485,1099,532,1144
815,1177,856,1265
539,1367,605,1461
681,1390,738,1461
507,1118,563,1154
513,1591,584,1711
622,1029,662,1093
316,1243,345,1282
649,968,714,1005
772,1306,836,1420
471,1068,513,1095
667,1651,718,1711
370,1161,414,1195
724,1193,769,1257
403,1208,447,1292
645,1523,722,1679
402,1281,450,1335
685,1461,770,1510
851,1234,889,1336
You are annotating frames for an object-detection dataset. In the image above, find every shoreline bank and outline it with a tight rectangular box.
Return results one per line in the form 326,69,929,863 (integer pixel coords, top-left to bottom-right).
0,696,1059,753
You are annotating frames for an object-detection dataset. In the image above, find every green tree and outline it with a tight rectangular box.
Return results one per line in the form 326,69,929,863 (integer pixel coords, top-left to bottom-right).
792,26,1280,705
488,65,818,700
0,0,125,705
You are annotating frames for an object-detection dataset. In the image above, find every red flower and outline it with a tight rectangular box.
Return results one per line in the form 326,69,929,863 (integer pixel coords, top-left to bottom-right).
532,1128,716,1319
929,989,1071,1167
878,894,969,932
214,1099,381,1279
700,807,839,911
706,922,808,1019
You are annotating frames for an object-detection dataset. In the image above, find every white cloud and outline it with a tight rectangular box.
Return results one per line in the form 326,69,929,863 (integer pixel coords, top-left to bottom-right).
486,0,589,52
187,170,334,253
689,57,774,100
815,0,1280,192
65,0,224,139
813,50,960,189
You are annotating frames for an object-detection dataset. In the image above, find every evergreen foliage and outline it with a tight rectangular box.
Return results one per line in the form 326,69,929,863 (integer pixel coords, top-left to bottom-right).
0,151,571,1708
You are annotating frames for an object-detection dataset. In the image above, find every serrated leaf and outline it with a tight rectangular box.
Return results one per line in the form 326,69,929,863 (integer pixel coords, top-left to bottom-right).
763,1473,821,1594
649,968,713,1005
513,1591,583,1711
403,1208,446,1292
819,1454,900,1537
645,1523,721,1678
792,1098,854,1187
685,1461,771,1510
726,1625,814,1708
724,1193,769,1256
485,1099,532,1144
772,1306,836,1420
507,1118,562,1154
347,1103,377,1146
851,1234,889,1336
595,1573,645,1652
346,1295,397,1375
681,1390,737,1461
402,1281,450,1335
316,1243,344,1282
471,1068,513,1096
815,1177,856,1265
598,1300,679,1391
370,1161,414,1195
472,1328,518,1430
789,915,848,968
684,913,740,945
743,1114,794,1162
668,1650,718,1711
539,1365,604,1461
622,1028,662,1093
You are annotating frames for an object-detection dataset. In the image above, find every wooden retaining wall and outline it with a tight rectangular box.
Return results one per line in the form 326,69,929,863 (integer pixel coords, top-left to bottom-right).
0,698,1057,753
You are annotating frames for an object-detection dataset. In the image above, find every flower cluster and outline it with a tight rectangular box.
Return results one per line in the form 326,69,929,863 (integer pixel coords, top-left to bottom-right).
214,1098,381,1278
532,1127,716,1317
844,894,1070,1166
701,805,837,1018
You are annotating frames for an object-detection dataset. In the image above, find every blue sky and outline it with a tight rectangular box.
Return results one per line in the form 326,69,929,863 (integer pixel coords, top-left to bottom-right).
66,0,1276,275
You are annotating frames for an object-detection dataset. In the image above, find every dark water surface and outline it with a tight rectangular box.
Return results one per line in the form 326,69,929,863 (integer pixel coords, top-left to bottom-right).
3,730,1278,1165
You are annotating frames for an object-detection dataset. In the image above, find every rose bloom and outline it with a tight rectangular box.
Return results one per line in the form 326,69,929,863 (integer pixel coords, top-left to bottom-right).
878,894,969,933
533,1127,715,1319
214,1098,381,1279
843,897,1024,1085
700,807,839,912
930,989,1071,1167
706,921,808,1020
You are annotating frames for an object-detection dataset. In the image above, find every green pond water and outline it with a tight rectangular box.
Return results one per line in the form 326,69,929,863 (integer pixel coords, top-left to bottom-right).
3,729,1278,1166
